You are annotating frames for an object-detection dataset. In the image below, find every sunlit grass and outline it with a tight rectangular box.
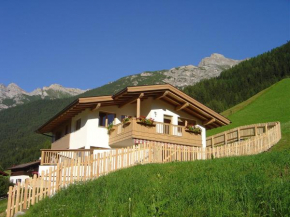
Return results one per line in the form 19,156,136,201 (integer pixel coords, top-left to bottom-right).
25,151,290,217
0,199,7,217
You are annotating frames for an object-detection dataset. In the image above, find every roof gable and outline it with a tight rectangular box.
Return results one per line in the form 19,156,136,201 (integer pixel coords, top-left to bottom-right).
37,84,230,133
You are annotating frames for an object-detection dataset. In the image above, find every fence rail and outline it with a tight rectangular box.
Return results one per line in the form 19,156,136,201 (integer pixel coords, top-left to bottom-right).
6,122,281,217
206,122,277,146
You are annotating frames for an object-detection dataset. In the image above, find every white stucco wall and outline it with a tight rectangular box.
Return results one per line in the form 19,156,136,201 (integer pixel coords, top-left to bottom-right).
66,97,206,149
10,175,29,184
70,109,89,149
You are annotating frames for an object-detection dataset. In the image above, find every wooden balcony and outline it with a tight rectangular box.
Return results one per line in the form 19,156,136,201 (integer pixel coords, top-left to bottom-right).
51,133,70,150
109,118,202,147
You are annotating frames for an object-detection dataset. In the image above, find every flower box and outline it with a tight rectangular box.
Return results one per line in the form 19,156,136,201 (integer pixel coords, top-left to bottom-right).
185,125,202,134
136,121,156,127
137,116,155,126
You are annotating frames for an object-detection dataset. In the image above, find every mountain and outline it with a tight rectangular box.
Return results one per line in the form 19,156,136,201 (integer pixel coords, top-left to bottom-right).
183,42,290,112
0,83,86,110
80,53,242,97
0,54,241,110
143,53,242,87
0,42,289,169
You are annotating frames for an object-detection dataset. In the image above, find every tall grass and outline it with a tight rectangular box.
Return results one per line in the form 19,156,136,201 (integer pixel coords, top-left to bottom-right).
0,199,7,217
25,151,290,217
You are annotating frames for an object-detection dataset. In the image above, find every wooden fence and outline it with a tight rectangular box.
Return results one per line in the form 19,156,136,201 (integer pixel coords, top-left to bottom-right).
206,122,277,146
6,122,281,217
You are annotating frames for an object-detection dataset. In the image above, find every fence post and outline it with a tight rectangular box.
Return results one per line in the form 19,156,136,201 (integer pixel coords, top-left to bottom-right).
41,151,44,165
6,186,13,217
31,175,37,205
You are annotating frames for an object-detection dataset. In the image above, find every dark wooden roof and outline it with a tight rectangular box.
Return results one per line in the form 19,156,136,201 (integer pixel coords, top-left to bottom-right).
0,170,8,176
37,84,231,133
7,160,40,170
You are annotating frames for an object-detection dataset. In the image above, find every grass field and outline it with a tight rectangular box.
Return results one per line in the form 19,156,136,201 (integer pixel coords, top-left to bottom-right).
209,78,290,152
23,79,290,216
0,199,7,217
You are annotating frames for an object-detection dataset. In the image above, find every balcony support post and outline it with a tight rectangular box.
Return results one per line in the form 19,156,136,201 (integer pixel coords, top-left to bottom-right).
137,98,141,117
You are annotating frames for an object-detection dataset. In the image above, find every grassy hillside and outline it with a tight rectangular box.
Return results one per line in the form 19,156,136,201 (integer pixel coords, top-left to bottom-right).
24,78,290,217
25,152,290,217
208,78,290,151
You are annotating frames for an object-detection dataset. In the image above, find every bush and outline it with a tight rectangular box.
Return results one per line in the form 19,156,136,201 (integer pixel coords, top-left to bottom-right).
0,176,13,197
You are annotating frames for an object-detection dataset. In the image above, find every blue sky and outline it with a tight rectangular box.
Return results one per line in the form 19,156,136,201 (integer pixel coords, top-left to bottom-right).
0,0,289,91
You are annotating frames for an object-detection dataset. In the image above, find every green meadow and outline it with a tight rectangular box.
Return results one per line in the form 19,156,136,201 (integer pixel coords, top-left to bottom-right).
23,79,290,217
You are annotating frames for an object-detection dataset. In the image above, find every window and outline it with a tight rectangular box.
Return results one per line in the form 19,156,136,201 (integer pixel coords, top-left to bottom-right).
55,131,62,141
65,125,70,135
121,115,126,121
178,118,185,126
99,112,115,127
178,118,196,126
76,119,81,131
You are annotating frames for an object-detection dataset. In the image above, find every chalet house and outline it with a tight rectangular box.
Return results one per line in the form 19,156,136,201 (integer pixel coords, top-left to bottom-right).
8,160,40,184
37,84,230,154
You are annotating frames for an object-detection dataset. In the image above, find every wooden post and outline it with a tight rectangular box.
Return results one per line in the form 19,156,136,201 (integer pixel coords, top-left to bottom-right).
41,151,44,165
254,125,257,136
121,148,124,168
31,175,37,205
137,98,141,118
127,147,130,167
23,179,29,210
224,133,227,145
97,153,100,178
90,154,94,179
77,157,81,181
115,149,118,170
14,183,20,214
103,152,106,176
6,186,13,217
39,171,44,200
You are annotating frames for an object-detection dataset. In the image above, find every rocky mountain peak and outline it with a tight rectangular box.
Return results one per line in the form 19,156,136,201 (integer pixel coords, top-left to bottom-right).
0,83,87,110
198,53,242,67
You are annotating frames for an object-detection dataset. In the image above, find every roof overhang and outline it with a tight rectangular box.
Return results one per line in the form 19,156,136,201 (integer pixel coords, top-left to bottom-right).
36,84,231,133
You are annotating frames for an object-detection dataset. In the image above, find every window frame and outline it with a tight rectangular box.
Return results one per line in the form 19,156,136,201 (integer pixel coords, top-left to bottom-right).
99,111,116,128
75,119,81,131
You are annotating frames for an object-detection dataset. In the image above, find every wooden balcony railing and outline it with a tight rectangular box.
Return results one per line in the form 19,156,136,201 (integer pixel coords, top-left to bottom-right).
41,149,92,165
109,118,202,146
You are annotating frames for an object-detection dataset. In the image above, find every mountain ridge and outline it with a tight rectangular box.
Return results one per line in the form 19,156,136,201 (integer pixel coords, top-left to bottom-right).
80,53,243,97
0,83,87,110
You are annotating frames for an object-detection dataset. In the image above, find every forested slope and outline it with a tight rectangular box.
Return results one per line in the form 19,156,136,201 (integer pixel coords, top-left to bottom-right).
184,41,290,112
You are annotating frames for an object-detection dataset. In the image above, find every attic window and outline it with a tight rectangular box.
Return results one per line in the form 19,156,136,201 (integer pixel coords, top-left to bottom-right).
76,119,81,131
